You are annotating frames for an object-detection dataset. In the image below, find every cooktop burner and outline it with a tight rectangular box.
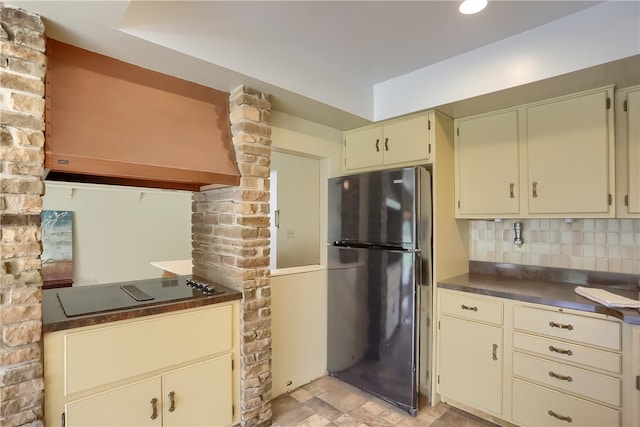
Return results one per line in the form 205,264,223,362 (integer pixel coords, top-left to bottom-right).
56,276,223,317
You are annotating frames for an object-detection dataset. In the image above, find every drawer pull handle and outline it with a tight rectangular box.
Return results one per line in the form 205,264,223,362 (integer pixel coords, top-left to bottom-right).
549,371,573,382
548,410,572,423
492,343,498,361
549,345,573,356
150,397,158,420
549,321,573,330
168,391,176,412
461,304,478,311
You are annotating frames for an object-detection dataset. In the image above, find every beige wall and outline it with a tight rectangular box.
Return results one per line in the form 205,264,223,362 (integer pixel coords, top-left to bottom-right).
469,218,640,274
43,182,192,285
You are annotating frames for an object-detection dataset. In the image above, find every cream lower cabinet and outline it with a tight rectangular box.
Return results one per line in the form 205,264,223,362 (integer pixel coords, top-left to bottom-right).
44,303,239,427
66,355,232,427
437,291,504,415
437,289,633,426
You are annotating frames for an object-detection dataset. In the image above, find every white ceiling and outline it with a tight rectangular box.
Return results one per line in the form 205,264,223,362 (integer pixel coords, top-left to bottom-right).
7,1,640,129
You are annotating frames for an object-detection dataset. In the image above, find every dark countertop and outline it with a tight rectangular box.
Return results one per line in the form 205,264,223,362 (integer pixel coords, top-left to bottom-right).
43,275,242,333
437,262,640,326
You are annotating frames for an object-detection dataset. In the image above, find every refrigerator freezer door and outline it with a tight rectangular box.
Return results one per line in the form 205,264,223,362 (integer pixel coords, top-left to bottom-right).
327,245,418,414
328,168,418,248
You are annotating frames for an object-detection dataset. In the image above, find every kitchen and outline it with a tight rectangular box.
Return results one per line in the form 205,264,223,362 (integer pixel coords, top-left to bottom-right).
1,1,639,427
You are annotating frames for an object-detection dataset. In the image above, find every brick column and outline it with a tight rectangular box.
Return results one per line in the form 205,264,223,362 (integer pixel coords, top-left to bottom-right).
192,86,272,426
0,3,47,426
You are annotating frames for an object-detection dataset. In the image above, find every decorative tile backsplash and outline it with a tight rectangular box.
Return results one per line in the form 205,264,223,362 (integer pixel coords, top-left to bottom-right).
470,219,640,274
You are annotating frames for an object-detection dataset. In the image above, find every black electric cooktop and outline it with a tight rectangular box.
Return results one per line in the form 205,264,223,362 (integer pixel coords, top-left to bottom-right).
56,276,223,317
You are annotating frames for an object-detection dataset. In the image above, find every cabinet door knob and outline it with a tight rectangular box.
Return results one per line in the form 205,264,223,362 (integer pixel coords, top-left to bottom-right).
168,391,176,412
549,321,573,330
150,397,158,420
548,410,573,423
375,139,380,152
548,345,573,356
549,371,573,382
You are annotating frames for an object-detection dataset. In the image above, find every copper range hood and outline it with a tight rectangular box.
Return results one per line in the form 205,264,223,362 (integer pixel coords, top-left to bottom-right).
44,39,240,191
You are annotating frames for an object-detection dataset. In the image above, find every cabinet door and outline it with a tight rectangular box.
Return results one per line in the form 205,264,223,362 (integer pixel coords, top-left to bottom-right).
163,354,233,427
626,89,640,214
456,110,519,216
344,127,383,170
438,316,503,414
66,377,161,427
383,115,430,165
527,90,612,215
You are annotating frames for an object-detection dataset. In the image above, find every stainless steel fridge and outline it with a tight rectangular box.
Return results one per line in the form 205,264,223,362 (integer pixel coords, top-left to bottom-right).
327,166,432,416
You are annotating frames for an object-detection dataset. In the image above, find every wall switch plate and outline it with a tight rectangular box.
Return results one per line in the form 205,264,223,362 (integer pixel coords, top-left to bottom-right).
513,243,526,252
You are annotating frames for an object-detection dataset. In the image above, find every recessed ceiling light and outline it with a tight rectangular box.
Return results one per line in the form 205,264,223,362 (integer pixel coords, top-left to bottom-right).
459,0,488,15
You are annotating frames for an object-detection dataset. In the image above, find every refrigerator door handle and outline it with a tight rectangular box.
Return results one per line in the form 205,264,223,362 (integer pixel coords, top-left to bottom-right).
415,253,423,286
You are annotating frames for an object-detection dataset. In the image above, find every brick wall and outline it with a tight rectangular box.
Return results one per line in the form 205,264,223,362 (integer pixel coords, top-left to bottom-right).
193,86,272,426
0,3,47,426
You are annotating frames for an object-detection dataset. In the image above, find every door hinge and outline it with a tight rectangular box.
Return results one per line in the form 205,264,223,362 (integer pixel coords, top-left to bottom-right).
232,359,234,370
606,97,611,109
62,412,66,427
438,320,441,330
636,375,640,390
428,119,431,130
428,144,431,154
608,194,612,206
625,195,629,206
456,127,459,136
437,375,440,384
232,405,235,416
457,200,461,209
623,100,628,112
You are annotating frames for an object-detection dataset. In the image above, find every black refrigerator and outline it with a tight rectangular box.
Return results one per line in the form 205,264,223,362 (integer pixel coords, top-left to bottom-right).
327,166,432,416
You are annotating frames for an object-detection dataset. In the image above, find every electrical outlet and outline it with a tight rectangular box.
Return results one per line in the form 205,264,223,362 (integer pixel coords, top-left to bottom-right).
513,243,526,253
287,229,295,238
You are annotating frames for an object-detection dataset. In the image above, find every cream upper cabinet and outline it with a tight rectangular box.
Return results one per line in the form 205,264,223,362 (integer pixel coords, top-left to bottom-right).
626,89,640,214
454,86,615,218
616,87,640,216
344,113,431,171
455,110,520,217
437,291,503,415
526,88,614,216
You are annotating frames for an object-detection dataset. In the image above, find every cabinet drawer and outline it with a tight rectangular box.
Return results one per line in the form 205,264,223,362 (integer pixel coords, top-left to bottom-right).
439,292,503,325
513,305,621,350
512,379,620,427
513,332,621,373
65,305,233,395
513,352,621,407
